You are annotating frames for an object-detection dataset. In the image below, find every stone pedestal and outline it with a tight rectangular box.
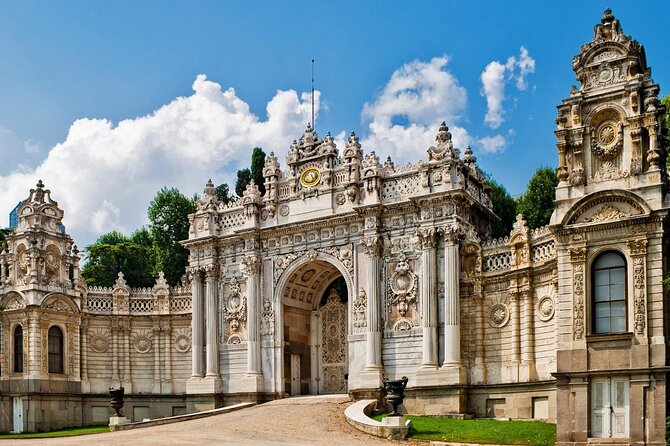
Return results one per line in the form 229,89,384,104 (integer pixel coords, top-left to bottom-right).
185,376,222,394
109,416,128,427
382,416,408,427
358,369,384,389
241,372,263,393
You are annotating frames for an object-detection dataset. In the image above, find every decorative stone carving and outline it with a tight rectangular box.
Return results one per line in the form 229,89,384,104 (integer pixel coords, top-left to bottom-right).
173,328,191,353
573,264,585,340
628,239,647,255
132,330,152,354
586,204,629,222
489,303,510,328
591,161,629,183
633,257,646,335
388,253,417,318
352,288,367,333
392,319,413,331
260,299,275,340
223,277,247,335
427,122,455,162
89,330,110,353
240,255,260,276
537,296,555,322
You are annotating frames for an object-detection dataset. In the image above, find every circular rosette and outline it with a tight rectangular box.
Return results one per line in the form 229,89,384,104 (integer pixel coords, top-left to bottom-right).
489,303,510,328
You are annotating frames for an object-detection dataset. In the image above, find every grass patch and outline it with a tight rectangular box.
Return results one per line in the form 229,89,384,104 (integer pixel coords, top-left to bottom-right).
0,425,109,439
372,414,555,446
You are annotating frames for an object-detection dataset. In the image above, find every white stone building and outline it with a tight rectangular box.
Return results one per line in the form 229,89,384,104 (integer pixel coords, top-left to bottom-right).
0,9,667,445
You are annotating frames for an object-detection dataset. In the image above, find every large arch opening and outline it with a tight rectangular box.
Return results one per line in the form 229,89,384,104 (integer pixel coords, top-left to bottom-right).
281,259,348,396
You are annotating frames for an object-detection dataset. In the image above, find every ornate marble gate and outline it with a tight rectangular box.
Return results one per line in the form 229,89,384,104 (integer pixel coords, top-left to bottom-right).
318,289,348,394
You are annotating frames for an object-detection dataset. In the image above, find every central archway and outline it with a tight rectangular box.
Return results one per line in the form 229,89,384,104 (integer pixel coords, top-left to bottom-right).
278,258,349,396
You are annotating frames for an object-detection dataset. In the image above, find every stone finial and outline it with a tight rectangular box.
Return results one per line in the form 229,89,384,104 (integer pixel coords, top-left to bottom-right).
435,121,452,145
601,7,614,24
263,151,280,177
463,145,476,165
241,180,262,205
344,131,362,161
197,179,219,211
204,179,216,197
114,272,127,288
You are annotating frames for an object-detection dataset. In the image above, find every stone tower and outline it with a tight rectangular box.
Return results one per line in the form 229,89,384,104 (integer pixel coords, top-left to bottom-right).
552,9,668,445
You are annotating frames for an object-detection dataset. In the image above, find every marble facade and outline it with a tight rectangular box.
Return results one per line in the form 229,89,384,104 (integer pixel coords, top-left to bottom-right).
0,9,668,445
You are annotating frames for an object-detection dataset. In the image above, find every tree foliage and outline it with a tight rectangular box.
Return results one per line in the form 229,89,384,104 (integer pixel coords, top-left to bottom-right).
516,167,559,229
81,230,155,288
234,168,252,197
148,187,196,286
251,147,267,196
234,147,267,197
488,180,517,238
215,183,233,204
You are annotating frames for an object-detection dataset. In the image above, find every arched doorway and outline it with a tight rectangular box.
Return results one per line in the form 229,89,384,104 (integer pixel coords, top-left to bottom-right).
281,260,348,396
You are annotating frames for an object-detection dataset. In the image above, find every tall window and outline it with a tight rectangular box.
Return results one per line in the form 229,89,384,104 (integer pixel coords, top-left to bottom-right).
48,326,64,374
13,325,23,373
592,252,626,334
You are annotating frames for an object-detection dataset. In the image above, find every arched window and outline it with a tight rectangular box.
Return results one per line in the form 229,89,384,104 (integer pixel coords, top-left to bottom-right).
592,252,627,334
14,325,23,373
48,326,64,374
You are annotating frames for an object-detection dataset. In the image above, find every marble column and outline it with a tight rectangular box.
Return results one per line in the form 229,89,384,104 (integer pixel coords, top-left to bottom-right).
510,292,521,364
242,256,262,375
443,230,461,366
191,270,205,377
205,267,219,377
521,290,535,366
417,228,438,368
80,318,89,382
363,236,382,370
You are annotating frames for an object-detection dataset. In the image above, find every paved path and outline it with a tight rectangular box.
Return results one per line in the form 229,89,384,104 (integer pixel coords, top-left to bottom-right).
17,395,401,446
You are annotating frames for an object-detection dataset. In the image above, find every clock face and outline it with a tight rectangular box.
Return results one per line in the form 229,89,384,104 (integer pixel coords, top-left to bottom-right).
300,167,321,188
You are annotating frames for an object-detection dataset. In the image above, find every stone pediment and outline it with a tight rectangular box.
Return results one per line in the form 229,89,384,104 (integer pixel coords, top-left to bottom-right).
563,190,650,226
41,293,79,313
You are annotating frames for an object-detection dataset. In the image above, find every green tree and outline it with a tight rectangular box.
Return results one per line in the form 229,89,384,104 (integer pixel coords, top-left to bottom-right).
235,168,252,197
488,179,517,238
251,147,267,196
148,187,196,286
661,94,670,132
517,167,559,229
0,227,10,250
215,183,233,204
234,147,267,197
81,230,155,288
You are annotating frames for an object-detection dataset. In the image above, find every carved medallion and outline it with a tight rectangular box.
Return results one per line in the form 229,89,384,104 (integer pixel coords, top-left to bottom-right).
537,296,555,322
490,303,510,328
90,333,109,353
300,167,321,188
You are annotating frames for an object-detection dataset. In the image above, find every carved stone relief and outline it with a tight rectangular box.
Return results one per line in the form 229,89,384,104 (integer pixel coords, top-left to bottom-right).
633,257,646,335
573,264,585,340
352,288,367,333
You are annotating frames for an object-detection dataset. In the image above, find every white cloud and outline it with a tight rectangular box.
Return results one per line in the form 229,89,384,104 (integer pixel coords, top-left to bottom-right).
477,134,507,154
480,47,535,129
0,74,317,247
361,56,470,164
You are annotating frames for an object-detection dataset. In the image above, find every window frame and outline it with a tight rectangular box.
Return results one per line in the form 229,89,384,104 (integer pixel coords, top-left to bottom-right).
590,250,628,335
13,324,23,373
48,325,64,374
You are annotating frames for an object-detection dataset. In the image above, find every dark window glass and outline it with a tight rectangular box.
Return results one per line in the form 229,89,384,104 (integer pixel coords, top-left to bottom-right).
592,252,627,334
48,326,64,374
14,325,23,373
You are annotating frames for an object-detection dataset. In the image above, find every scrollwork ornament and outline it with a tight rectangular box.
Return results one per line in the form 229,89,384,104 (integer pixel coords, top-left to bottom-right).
240,255,260,276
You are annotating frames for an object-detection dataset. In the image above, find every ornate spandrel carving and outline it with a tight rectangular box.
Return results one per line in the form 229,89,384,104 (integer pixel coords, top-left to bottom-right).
633,257,646,335
586,204,629,222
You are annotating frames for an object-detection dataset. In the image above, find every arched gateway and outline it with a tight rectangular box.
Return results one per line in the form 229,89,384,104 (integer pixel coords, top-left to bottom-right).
275,255,351,395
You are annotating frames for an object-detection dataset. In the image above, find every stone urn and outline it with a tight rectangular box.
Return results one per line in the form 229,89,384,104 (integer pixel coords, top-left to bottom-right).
382,376,408,416
109,387,125,417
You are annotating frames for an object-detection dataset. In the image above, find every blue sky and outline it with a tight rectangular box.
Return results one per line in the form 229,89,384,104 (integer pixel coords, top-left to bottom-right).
0,1,668,247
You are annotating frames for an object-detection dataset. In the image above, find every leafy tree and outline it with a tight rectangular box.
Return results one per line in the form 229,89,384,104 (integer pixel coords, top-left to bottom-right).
234,168,252,197
517,167,559,229
488,180,517,238
148,187,196,286
0,228,10,251
251,147,267,196
234,147,267,197
81,230,155,288
661,94,670,132
215,183,233,204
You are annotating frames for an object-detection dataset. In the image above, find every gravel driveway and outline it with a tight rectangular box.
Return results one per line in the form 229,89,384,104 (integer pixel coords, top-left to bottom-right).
14,395,401,446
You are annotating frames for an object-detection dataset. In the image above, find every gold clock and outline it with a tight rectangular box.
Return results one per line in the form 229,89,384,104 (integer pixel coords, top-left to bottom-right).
300,167,321,188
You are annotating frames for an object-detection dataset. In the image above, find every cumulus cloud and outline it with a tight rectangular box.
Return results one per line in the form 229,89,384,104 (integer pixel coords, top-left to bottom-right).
480,47,535,129
477,135,507,154
0,74,317,247
361,56,470,164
